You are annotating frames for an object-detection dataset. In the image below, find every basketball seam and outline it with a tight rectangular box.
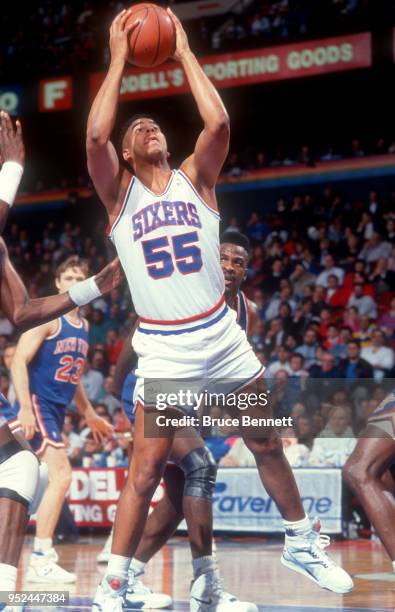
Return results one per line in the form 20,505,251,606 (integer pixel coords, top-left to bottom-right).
131,8,149,61
151,7,161,67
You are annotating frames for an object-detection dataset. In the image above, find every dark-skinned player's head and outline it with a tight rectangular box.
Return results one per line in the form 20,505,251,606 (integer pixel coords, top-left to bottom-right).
120,114,169,171
220,231,250,297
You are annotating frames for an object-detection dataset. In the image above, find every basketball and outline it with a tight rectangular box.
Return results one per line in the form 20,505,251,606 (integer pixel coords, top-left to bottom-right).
126,3,176,68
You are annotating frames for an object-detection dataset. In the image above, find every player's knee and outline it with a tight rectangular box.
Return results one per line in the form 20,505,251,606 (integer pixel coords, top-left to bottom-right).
131,460,163,498
49,460,72,492
243,435,283,462
179,446,217,499
344,455,377,489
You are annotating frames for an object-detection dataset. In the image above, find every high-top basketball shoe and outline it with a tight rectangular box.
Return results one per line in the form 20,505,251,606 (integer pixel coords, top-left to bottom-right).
26,547,76,584
281,517,353,593
126,566,172,609
92,575,127,612
190,569,258,612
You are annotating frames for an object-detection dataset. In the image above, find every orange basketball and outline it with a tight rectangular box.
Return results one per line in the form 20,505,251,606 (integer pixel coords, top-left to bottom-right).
126,3,176,68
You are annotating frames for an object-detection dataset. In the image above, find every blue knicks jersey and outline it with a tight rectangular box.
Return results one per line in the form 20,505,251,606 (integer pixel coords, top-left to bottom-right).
29,316,89,406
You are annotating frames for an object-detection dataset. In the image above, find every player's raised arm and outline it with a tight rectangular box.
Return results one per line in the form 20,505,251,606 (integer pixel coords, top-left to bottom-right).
167,9,230,203
0,242,123,330
0,111,24,234
86,9,138,212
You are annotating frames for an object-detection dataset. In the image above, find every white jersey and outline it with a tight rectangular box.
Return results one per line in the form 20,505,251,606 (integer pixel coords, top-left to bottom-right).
109,169,225,324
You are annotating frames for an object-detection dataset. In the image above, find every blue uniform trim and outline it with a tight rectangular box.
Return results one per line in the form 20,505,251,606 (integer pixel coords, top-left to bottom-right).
138,305,228,336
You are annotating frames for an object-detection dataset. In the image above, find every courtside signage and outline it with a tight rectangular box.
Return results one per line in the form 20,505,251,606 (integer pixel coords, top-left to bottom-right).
39,77,73,112
90,32,371,102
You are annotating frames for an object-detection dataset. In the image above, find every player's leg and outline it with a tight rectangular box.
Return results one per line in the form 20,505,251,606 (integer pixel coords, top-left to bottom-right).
0,425,40,600
94,405,175,609
233,378,352,594
127,432,217,609
343,427,395,568
27,444,75,583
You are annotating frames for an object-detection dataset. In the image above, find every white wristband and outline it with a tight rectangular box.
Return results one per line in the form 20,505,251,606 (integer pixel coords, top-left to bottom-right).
0,161,23,206
69,276,102,306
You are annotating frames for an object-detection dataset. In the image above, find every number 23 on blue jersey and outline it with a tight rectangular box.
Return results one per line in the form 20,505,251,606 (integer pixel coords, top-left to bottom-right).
142,231,202,279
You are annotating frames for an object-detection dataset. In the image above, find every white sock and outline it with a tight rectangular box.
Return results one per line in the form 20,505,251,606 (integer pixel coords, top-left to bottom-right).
106,554,131,580
392,560,395,573
0,563,17,590
192,555,216,579
283,514,311,538
129,558,146,576
33,537,52,553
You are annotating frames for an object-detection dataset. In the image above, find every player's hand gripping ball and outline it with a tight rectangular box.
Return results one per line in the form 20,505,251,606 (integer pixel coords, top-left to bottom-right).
126,3,176,67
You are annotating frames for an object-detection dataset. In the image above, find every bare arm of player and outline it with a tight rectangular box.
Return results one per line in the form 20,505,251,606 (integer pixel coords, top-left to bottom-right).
86,9,138,213
73,383,114,442
167,9,229,203
11,322,56,440
0,242,123,330
0,111,25,233
113,317,139,399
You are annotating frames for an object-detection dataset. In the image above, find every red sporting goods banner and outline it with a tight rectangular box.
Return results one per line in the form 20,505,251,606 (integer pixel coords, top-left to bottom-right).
90,33,371,102
65,468,166,527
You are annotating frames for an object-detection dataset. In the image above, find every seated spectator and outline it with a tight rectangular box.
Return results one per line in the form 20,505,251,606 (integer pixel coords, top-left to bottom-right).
89,308,113,345
63,414,84,467
359,233,392,264
289,263,317,298
265,345,292,378
378,296,395,338
361,329,395,380
325,274,348,308
80,434,107,468
106,329,124,365
99,377,122,414
262,318,285,353
265,284,296,320
219,438,255,467
338,339,373,380
296,328,320,368
281,426,310,467
353,315,374,347
81,357,104,402
342,306,361,333
347,282,377,318
315,254,345,287
294,415,315,451
308,406,356,467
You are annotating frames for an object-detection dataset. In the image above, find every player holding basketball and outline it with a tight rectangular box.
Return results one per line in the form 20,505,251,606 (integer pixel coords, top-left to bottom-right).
10,256,114,583
344,393,395,575
87,9,353,610
0,111,120,606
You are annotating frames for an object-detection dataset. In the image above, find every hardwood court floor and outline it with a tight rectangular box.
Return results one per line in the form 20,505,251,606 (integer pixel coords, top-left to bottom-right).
17,535,395,611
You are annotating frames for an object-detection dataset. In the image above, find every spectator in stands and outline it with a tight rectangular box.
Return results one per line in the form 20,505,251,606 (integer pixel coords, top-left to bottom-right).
338,339,373,380
262,317,285,353
265,345,292,378
378,296,395,338
294,415,315,450
359,233,392,264
289,263,316,298
309,406,356,467
106,328,124,365
316,254,345,287
347,282,377,318
81,356,104,402
63,414,83,467
99,377,122,414
89,308,113,344
325,274,347,308
361,329,395,380
265,283,296,320
296,328,320,368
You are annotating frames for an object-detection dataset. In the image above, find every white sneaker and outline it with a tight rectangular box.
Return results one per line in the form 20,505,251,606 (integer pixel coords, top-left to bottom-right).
26,548,76,584
190,570,258,612
97,532,113,564
281,517,354,594
92,576,127,611
126,568,172,609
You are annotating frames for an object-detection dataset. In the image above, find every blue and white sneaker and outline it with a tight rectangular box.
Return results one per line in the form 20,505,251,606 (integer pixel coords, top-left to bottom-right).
126,568,172,609
92,575,127,611
190,569,258,612
281,518,353,594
